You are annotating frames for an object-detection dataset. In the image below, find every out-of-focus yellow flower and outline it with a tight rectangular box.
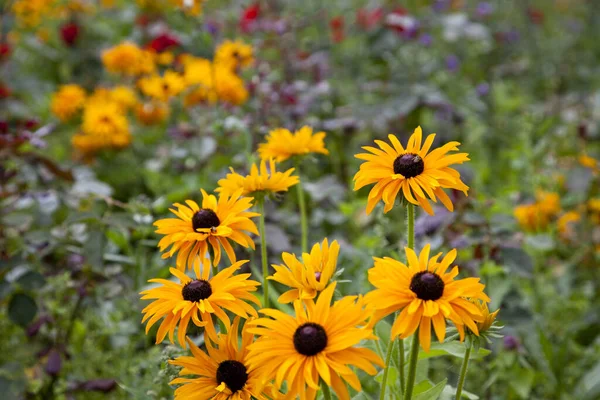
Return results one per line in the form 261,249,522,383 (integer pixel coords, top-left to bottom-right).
557,211,581,237
12,0,57,27
514,203,550,232
110,86,138,110
183,60,248,106
535,191,560,217
74,100,131,156
579,154,598,170
135,101,169,126
258,126,329,163
51,84,87,122
100,0,116,8
138,70,186,102
152,51,175,66
102,42,156,76
588,198,600,213
215,40,254,71
170,0,205,15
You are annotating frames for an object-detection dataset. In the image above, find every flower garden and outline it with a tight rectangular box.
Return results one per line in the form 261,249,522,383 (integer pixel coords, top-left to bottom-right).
1,1,599,400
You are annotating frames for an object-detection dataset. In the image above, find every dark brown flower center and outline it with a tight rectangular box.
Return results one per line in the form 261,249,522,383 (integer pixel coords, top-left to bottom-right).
192,209,220,232
293,323,327,356
409,271,444,301
393,153,424,178
181,280,212,302
216,360,248,393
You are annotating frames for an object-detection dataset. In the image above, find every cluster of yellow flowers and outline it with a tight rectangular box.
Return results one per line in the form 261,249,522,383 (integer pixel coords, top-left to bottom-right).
12,0,58,28
141,126,499,400
514,190,561,232
136,0,207,15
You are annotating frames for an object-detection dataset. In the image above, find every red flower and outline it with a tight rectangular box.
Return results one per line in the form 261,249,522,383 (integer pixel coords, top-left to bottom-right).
0,43,11,61
330,16,345,43
60,22,80,47
240,3,260,33
357,7,383,30
147,33,180,53
527,8,544,25
0,83,10,99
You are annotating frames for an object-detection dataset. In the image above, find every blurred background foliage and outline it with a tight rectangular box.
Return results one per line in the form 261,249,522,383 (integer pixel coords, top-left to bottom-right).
1,0,600,399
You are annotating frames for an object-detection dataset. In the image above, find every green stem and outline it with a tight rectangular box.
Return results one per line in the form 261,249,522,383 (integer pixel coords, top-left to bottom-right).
403,332,420,400
407,203,415,249
379,339,396,400
321,379,332,400
258,198,269,309
455,342,472,400
398,338,405,394
295,162,308,253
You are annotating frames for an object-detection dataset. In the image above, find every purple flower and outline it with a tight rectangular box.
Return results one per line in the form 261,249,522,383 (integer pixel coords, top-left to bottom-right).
503,335,520,351
476,82,490,96
419,33,433,46
445,54,460,72
476,2,494,18
432,0,450,12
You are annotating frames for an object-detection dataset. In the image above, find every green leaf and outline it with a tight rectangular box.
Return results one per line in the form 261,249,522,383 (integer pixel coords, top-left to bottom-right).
577,360,600,399
8,293,38,327
16,271,46,291
419,341,491,360
499,247,533,276
414,379,447,400
509,367,534,399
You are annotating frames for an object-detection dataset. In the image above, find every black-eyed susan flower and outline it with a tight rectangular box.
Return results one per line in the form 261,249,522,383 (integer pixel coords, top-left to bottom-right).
364,244,490,352
215,39,254,71
247,282,384,400
514,191,560,232
216,158,299,198
268,238,340,303
557,211,580,238
140,261,260,346
470,299,499,334
50,84,86,122
154,189,259,269
257,126,329,163
169,317,279,400
353,126,470,215
138,70,186,102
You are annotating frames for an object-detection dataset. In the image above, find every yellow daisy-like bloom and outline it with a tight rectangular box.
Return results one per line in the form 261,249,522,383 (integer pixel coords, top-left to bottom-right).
110,86,138,110
81,100,129,138
183,59,249,107
215,40,254,71
535,191,560,217
557,211,580,237
102,42,156,76
169,317,279,400
140,261,260,346
579,154,598,171
353,126,470,216
154,189,259,270
51,84,86,122
12,0,56,28
170,0,205,15
214,69,249,106
257,126,329,163
135,101,169,126
216,158,299,197
364,244,490,352
469,299,499,334
247,282,384,400
514,203,549,232
138,70,186,102
268,238,339,304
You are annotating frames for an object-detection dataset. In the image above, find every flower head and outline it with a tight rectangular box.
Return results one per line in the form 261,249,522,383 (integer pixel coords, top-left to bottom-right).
216,159,299,197
138,70,186,102
102,42,156,76
140,261,260,346
365,245,490,352
268,238,340,303
247,283,384,399
215,39,254,71
154,189,259,270
557,211,580,238
470,299,499,334
258,126,329,163
354,126,470,215
51,84,86,122
135,101,169,126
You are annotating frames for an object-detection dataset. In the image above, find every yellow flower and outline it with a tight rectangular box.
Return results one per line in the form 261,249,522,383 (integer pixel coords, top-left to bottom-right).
514,204,549,232
153,51,174,66
557,211,580,237
135,101,169,126
257,126,329,163
588,198,600,213
81,101,129,138
579,154,598,170
247,283,384,400
364,245,490,352
216,158,299,197
183,60,249,106
169,317,280,400
110,86,138,110
268,238,340,304
51,84,87,122
140,261,260,346
470,299,499,334
138,70,186,102
215,40,254,71
170,0,205,15
12,0,56,27
354,126,470,215
214,68,249,106
102,42,156,76
535,191,560,217
154,190,260,270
